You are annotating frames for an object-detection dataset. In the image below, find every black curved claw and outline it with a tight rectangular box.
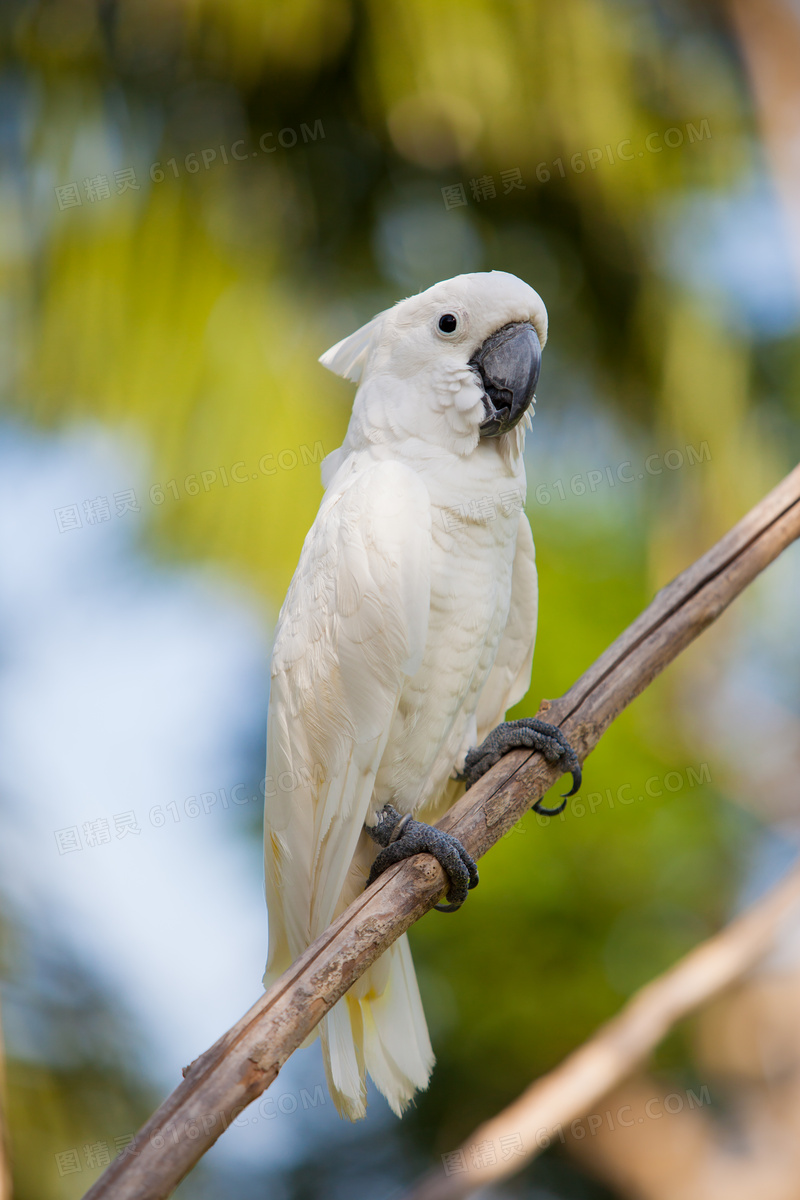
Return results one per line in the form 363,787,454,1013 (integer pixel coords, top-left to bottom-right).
365,804,479,913
560,760,582,799
462,718,582,809
531,795,569,817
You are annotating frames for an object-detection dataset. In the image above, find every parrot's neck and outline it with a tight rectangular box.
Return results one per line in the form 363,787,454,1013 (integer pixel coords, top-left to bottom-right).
321,371,531,502
322,431,527,523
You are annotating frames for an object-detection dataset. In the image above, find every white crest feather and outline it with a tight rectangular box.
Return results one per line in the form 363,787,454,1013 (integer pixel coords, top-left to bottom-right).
319,311,388,383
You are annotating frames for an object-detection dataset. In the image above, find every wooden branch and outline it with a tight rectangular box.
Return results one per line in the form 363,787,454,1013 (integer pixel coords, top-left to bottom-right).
83,464,800,1200
403,859,800,1200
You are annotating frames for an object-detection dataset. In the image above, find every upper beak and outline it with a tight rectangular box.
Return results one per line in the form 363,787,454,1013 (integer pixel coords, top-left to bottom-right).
469,321,542,438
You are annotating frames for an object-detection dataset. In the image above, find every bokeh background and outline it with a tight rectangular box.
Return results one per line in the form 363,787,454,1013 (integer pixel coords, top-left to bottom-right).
1,1,799,1197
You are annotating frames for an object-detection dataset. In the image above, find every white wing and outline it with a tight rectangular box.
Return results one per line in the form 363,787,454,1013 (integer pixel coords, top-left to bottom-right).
475,508,538,739
264,459,431,981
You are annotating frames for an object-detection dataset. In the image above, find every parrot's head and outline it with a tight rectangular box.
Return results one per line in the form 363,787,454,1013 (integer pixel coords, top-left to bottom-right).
319,271,547,459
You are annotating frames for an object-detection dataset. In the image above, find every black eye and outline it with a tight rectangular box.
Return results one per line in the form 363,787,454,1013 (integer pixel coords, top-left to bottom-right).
438,313,458,334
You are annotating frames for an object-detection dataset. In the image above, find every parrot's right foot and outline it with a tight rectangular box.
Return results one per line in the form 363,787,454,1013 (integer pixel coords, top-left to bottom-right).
460,718,582,815
365,804,479,913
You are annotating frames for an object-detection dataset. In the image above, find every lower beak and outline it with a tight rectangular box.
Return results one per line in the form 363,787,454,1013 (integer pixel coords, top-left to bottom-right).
470,321,542,438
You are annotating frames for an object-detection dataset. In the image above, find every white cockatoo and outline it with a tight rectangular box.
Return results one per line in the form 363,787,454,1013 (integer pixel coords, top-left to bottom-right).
262,270,580,1121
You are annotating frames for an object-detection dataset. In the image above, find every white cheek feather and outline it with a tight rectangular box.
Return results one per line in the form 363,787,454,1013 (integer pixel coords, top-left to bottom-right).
498,416,528,466
428,361,486,452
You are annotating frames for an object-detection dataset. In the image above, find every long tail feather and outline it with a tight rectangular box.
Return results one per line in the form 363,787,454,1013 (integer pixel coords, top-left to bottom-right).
319,934,434,1120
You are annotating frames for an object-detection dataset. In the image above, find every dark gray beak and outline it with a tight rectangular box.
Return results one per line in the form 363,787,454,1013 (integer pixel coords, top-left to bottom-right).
469,321,541,438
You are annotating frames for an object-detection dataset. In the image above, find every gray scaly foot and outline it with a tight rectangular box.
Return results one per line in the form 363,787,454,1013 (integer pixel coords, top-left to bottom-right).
461,718,582,816
365,804,479,912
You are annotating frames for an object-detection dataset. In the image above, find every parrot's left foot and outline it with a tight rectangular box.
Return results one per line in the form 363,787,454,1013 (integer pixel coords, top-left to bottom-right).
365,804,479,912
461,719,582,815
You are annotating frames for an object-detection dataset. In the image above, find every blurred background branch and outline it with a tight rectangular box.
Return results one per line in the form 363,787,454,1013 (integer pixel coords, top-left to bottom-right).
0,1003,13,1200
405,859,800,1200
